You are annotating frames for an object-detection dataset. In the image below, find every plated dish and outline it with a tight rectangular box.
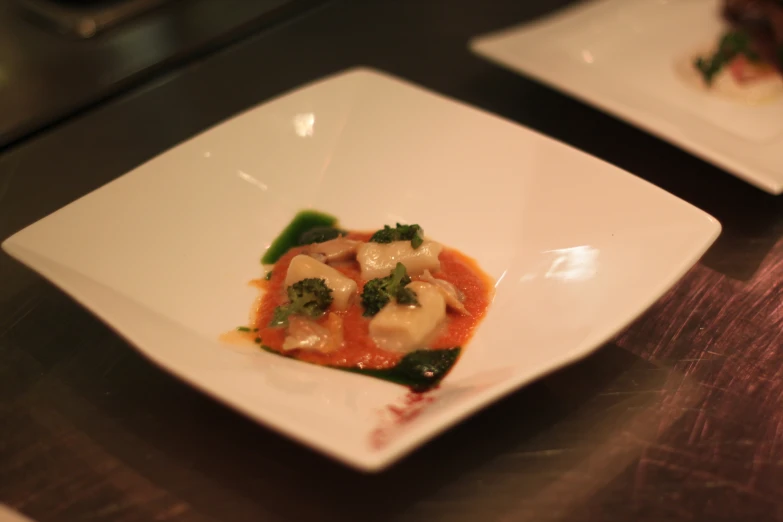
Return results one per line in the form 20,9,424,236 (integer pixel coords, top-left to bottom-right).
471,0,783,194
231,211,493,392
683,0,783,103
1,68,720,470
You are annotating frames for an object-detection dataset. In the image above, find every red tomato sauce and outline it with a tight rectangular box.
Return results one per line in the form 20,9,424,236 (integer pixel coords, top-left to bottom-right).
254,232,493,370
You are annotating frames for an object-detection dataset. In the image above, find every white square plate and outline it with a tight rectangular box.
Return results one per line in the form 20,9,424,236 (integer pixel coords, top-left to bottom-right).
471,0,783,194
1,68,720,471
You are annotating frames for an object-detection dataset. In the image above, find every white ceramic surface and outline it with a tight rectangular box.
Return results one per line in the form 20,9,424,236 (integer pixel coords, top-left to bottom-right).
471,0,783,195
2,68,720,471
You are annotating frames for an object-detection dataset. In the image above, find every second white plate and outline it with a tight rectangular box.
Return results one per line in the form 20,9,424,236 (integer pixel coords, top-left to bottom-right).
471,0,783,194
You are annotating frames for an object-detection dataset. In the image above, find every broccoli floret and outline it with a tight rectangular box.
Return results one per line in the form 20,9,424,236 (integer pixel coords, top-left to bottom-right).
361,263,420,317
269,278,333,327
369,223,424,249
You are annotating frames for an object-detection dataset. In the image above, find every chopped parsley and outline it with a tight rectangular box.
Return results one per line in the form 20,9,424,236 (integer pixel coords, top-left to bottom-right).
369,223,424,249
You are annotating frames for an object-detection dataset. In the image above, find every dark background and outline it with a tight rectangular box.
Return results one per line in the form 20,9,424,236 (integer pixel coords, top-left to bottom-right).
1,0,782,520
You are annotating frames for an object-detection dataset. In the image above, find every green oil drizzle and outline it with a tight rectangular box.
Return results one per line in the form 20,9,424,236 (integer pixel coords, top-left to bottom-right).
259,345,461,392
261,210,340,264
341,348,461,392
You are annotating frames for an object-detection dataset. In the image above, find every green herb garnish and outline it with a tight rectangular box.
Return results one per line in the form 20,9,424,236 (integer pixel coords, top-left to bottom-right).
694,30,760,85
369,223,424,249
264,271,273,281
236,326,251,332
269,278,333,327
360,262,420,317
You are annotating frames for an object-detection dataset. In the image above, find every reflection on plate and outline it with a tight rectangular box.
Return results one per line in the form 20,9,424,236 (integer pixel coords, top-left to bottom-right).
1,67,720,470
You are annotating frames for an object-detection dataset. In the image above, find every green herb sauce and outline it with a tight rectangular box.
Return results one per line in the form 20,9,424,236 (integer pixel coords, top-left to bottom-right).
261,210,340,264
259,345,461,392
341,348,461,392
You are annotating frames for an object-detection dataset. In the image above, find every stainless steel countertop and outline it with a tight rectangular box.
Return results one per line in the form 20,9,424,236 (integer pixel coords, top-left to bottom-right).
0,0,326,148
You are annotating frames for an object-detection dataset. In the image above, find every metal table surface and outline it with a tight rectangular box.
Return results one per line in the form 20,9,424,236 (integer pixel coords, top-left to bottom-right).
1,0,782,520
0,0,327,148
